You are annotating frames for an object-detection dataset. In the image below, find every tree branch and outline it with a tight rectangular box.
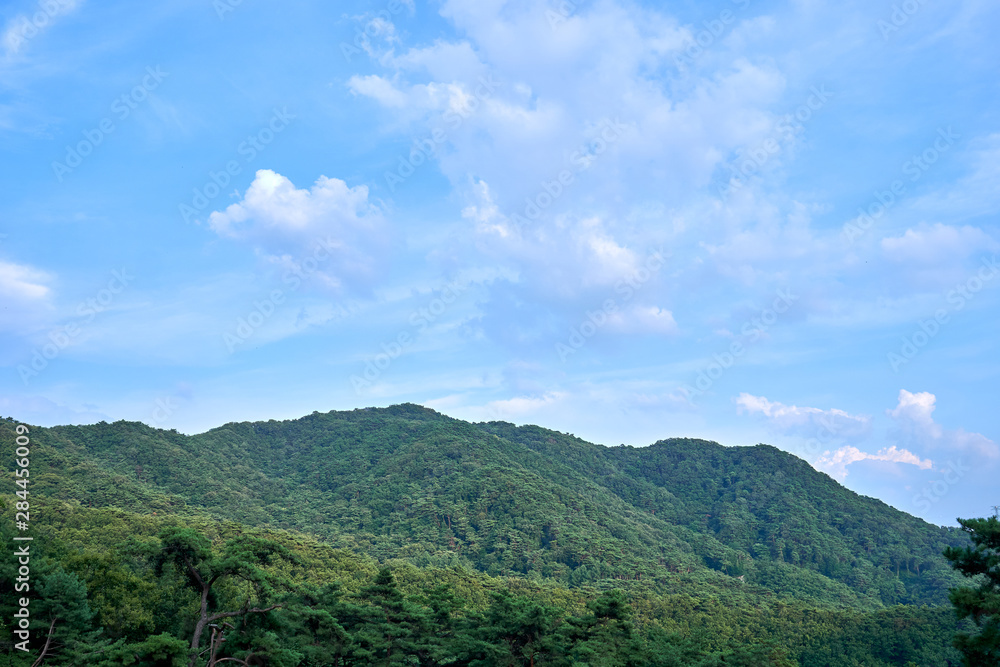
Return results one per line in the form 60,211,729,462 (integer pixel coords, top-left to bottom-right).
30,618,58,667
213,657,252,665
207,604,282,623
182,554,207,589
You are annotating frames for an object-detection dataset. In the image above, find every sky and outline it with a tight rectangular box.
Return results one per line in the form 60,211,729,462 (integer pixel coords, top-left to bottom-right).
0,0,997,526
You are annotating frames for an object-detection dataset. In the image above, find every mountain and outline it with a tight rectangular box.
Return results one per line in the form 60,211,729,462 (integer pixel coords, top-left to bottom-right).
12,403,967,609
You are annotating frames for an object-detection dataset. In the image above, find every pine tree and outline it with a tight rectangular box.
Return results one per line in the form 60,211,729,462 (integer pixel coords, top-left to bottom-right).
943,516,1000,665
151,527,297,667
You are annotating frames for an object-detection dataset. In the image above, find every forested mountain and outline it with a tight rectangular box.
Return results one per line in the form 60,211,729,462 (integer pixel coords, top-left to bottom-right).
13,404,967,605
0,406,975,665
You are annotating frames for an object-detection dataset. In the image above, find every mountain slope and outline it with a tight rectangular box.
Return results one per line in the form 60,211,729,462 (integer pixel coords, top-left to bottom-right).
477,421,966,605
8,405,967,609
0,495,967,667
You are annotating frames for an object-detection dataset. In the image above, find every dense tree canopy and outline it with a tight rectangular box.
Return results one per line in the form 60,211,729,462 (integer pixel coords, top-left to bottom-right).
0,409,976,665
944,516,1000,665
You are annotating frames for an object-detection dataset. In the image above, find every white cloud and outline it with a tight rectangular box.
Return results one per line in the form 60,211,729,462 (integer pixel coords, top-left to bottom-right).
389,40,483,81
610,305,678,335
697,198,833,287
346,0,942,353
463,181,663,298
483,391,566,420
2,0,81,57
208,169,388,293
0,394,106,427
459,182,677,344
888,389,999,459
888,389,938,431
881,223,998,264
424,378,709,448
735,392,872,441
342,0,1000,340
813,444,933,481
346,74,410,108
463,379,695,430
349,0,793,284
0,260,51,301
747,390,997,481
209,169,379,238
909,134,1000,222
0,260,54,333
343,3,415,62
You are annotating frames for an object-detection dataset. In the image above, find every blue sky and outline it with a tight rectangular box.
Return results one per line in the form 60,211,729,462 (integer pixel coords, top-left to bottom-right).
1,0,997,526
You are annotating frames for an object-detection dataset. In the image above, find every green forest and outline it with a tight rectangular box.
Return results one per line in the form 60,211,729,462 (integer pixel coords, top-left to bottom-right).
0,405,994,666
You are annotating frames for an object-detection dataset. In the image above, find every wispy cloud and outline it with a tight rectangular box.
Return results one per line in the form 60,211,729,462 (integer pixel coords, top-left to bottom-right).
0,259,54,333
814,444,933,481
735,392,872,442
0,393,106,426
881,222,998,265
2,0,81,57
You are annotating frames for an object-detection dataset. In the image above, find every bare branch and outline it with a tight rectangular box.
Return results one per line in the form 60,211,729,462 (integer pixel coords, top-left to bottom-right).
207,604,282,623
30,618,58,667
181,554,207,589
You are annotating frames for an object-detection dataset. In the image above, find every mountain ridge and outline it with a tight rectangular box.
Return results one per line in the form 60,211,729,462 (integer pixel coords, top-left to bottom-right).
1,405,968,611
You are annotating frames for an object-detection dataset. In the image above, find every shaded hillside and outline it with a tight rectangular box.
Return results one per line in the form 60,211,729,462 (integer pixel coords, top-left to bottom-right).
7,406,967,609
0,495,968,666
477,422,967,605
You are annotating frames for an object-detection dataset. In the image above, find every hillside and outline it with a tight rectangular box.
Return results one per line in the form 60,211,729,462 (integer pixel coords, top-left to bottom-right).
7,404,967,610
0,496,968,666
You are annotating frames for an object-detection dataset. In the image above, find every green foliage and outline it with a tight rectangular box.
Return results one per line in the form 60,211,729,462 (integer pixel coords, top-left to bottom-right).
0,409,973,665
944,516,1000,665
7,408,966,609
83,633,188,667
0,498,969,665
